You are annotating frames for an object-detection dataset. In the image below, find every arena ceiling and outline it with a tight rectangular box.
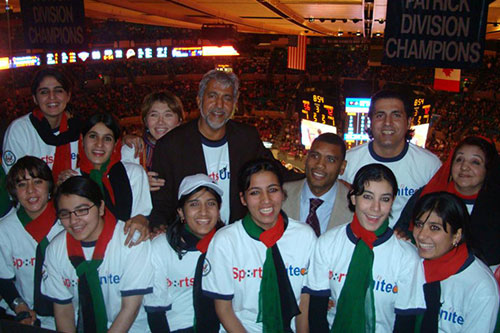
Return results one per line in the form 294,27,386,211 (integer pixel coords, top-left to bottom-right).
4,0,500,39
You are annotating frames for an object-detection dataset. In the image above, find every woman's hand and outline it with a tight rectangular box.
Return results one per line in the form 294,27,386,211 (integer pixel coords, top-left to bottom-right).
147,171,165,191
57,169,79,186
15,302,37,326
124,214,150,247
122,135,144,159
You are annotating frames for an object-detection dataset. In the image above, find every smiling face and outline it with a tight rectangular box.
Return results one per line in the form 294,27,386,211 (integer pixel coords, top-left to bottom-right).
370,98,411,157
178,188,220,239
240,170,285,230
83,122,117,169
58,194,105,242
32,76,71,128
15,170,50,219
145,101,181,141
305,141,346,196
350,180,394,232
413,210,462,260
451,144,487,196
197,79,235,132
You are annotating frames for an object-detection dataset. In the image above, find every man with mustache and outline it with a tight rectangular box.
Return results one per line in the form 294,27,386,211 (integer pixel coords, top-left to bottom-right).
149,70,301,228
340,89,441,227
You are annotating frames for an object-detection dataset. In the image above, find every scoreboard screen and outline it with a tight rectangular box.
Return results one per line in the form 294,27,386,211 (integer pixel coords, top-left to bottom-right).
344,97,371,146
300,94,336,127
412,97,432,125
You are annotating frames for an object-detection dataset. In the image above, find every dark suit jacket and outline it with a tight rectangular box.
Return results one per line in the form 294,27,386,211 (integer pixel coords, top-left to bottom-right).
150,118,303,226
282,179,353,232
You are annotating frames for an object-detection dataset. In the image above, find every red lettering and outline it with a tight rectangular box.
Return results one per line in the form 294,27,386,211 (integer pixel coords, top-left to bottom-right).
232,267,238,280
30,257,36,266
339,273,346,282
189,277,195,286
239,269,245,282
14,258,23,269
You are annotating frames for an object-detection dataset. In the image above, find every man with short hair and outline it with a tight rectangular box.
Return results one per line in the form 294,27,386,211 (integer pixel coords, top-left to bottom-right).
283,133,353,236
340,89,441,227
149,70,301,227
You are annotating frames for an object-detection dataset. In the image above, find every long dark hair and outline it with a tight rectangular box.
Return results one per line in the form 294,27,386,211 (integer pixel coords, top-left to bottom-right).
166,186,223,259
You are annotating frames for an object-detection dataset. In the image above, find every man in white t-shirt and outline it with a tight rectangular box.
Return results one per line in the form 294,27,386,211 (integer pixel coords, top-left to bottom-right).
150,70,302,227
282,133,353,235
340,89,441,227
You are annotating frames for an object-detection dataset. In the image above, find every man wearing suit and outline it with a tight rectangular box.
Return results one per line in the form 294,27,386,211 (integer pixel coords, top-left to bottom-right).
150,69,301,228
283,133,353,236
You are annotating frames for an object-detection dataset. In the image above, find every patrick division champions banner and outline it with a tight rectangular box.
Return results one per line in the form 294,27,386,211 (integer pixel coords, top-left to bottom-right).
383,0,489,69
20,0,86,49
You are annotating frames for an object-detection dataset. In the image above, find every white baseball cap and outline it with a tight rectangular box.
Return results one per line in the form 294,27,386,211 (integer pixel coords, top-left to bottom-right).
178,173,224,200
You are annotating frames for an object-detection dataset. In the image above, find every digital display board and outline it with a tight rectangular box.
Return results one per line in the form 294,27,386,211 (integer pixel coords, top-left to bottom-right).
172,47,202,58
301,119,337,150
300,94,335,127
344,97,371,147
412,97,432,125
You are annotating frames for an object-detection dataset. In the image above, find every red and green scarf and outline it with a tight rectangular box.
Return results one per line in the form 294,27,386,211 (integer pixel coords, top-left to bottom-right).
67,209,116,333
242,212,300,332
416,243,469,332
17,201,57,316
31,109,80,181
331,214,389,333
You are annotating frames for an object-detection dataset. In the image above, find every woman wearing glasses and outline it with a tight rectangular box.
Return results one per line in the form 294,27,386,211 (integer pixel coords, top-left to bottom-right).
41,176,153,332
0,156,62,329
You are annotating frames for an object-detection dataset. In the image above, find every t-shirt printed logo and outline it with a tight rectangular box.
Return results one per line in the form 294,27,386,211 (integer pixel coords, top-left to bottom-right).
440,304,465,326
3,150,16,166
233,265,307,282
202,258,211,276
208,166,230,182
12,256,35,269
166,277,194,288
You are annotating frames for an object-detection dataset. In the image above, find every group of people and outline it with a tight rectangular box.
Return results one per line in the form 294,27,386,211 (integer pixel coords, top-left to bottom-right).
0,66,498,333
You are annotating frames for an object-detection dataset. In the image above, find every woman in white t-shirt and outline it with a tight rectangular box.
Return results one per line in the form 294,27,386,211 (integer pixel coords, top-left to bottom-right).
203,158,316,332
145,173,222,332
305,163,426,332
412,191,499,332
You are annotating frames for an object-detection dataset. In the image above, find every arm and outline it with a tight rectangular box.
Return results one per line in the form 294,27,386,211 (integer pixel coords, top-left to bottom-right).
108,295,143,333
295,293,310,333
122,135,143,159
215,299,246,333
123,214,150,247
54,302,76,333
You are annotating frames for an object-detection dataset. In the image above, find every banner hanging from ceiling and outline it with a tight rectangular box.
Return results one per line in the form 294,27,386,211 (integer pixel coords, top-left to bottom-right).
20,0,86,50
382,0,489,69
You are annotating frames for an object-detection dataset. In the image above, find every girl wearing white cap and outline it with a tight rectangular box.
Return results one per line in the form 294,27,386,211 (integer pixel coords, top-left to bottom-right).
145,173,223,332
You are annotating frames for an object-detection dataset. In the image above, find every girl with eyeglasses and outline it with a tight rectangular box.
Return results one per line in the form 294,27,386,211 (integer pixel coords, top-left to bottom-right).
41,176,153,332
0,156,61,329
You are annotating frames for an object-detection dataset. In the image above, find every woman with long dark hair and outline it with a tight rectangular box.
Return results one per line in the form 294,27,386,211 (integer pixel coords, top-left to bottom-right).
306,163,426,332
412,192,499,332
203,159,316,332
145,173,222,332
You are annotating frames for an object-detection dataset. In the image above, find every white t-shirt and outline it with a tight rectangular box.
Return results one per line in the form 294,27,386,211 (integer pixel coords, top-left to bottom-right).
144,235,201,331
41,221,153,332
305,223,426,332
429,256,499,332
0,208,63,330
75,161,152,219
2,113,78,173
340,142,441,227
202,218,317,333
202,136,230,224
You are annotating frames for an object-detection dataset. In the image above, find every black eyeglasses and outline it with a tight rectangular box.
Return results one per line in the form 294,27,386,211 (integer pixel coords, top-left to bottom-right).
58,204,95,220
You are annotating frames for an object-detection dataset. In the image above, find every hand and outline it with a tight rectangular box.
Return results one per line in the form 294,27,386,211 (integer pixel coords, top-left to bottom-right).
393,228,410,241
122,135,144,159
57,169,79,186
15,303,37,326
124,214,150,247
147,171,165,191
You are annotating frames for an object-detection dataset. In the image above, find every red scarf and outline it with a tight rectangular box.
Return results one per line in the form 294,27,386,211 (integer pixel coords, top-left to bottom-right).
259,214,285,248
24,201,57,243
350,214,377,250
33,109,72,181
196,228,217,254
78,136,122,205
67,208,116,260
423,243,469,283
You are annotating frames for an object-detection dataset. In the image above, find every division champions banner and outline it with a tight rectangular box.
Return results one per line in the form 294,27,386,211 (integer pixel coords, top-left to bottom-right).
20,0,86,50
382,0,489,69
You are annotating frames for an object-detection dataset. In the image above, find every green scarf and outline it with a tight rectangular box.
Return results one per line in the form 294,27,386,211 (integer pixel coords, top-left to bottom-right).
89,159,110,196
242,213,299,332
331,214,389,333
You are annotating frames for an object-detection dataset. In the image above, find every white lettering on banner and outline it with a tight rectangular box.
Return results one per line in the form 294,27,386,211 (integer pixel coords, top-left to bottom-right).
28,26,84,45
33,6,74,24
